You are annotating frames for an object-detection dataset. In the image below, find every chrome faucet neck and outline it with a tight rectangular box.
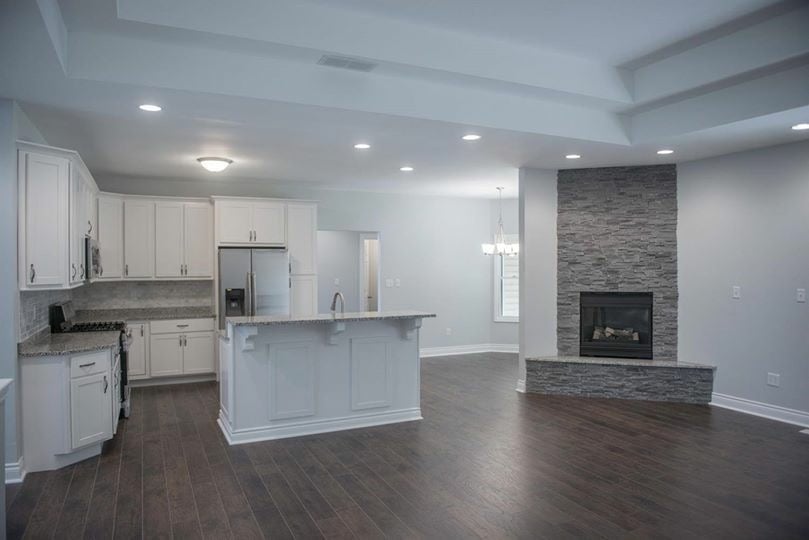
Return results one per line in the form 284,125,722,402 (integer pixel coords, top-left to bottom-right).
330,291,345,314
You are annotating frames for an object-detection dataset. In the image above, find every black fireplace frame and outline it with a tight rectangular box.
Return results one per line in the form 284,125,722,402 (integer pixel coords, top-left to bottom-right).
579,292,653,359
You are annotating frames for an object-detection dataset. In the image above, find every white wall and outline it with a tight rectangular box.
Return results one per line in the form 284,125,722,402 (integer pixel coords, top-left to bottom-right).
317,230,361,313
98,174,502,350
518,167,558,390
489,198,519,345
679,140,809,418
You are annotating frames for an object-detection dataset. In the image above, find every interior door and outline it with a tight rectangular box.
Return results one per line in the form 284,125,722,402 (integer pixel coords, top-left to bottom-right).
252,202,286,245
183,332,215,374
97,195,124,279
124,199,155,278
184,203,213,277
252,250,290,316
217,201,252,244
155,202,184,278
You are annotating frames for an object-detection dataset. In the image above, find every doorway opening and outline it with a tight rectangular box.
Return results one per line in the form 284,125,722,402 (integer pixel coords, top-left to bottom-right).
316,230,381,313
359,233,380,311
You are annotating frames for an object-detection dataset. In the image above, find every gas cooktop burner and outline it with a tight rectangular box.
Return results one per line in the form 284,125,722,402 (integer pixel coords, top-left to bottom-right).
66,321,126,332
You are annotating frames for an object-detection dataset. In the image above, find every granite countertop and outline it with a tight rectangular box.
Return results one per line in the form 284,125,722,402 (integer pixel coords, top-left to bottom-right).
526,355,716,370
19,331,120,357
74,306,216,323
227,310,436,327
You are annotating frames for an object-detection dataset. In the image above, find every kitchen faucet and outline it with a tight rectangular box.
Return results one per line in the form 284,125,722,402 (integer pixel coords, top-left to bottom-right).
330,291,345,314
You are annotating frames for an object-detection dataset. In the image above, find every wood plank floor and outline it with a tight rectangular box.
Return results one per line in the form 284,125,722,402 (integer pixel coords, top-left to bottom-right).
6,352,809,539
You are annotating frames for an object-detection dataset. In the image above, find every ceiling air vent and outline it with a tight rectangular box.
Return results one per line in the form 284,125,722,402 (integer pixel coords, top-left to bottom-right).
317,54,377,72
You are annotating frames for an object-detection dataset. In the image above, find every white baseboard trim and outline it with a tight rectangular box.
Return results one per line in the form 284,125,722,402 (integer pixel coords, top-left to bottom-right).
129,373,216,388
420,344,518,358
711,393,809,428
6,457,25,484
515,379,526,393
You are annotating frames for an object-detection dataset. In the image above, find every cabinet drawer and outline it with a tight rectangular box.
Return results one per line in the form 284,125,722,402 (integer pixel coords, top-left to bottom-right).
70,350,110,378
150,318,215,335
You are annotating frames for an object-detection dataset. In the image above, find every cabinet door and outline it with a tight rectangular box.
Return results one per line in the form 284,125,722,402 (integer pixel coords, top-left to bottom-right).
124,199,155,279
85,185,97,240
155,202,184,278
97,195,124,279
287,203,317,275
217,201,252,244
290,275,317,317
70,372,113,449
69,166,85,285
150,333,184,376
127,322,149,379
184,203,213,277
252,202,286,245
20,151,69,288
183,332,215,374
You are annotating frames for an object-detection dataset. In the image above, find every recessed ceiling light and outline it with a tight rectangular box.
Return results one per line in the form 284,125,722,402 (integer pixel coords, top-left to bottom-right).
462,134,481,141
657,149,674,155
197,157,233,172
791,123,809,131
353,143,371,149
399,166,414,172
138,104,162,112
565,154,581,159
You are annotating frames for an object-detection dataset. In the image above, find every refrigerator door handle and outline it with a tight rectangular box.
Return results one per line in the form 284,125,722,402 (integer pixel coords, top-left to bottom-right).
250,272,258,316
245,271,252,317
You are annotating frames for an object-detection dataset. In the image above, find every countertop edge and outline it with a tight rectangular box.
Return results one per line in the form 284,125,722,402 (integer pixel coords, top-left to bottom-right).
227,311,437,327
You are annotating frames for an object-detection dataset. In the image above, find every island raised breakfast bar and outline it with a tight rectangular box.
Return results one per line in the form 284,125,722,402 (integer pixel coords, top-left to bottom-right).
217,310,435,444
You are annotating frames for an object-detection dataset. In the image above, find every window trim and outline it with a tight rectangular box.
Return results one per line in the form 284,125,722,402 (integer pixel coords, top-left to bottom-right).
493,234,519,323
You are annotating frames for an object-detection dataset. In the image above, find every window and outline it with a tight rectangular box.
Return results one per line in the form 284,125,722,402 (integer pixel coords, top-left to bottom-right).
494,235,519,322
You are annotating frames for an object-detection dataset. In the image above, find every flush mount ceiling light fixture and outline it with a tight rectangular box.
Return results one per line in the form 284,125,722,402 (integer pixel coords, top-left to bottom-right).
657,149,674,155
399,166,414,172
138,104,162,112
791,123,809,131
482,187,518,257
462,134,481,141
197,157,233,172
353,143,371,149
565,154,581,159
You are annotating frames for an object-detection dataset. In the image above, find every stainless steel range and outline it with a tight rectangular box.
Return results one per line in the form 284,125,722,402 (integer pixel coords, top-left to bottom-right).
49,301,132,418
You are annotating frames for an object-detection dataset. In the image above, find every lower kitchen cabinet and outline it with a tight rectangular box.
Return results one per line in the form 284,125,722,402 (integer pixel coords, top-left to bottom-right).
70,371,113,449
126,321,150,379
148,318,216,378
149,333,184,376
183,332,215,374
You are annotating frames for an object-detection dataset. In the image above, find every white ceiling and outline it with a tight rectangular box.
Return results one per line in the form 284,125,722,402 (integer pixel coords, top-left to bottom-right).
1,0,807,198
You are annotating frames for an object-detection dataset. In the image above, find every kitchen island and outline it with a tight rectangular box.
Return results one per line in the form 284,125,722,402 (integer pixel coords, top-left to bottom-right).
218,310,435,444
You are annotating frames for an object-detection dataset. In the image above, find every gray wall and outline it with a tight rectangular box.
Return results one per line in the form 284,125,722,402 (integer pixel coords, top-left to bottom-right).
557,166,678,361
317,231,361,313
97,174,505,350
518,168,558,388
490,198,519,345
679,141,809,414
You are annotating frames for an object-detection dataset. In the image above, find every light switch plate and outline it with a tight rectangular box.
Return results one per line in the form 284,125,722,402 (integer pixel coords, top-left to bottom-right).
385,278,394,288
732,286,741,299
395,278,401,287
797,288,806,303
766,372,780,387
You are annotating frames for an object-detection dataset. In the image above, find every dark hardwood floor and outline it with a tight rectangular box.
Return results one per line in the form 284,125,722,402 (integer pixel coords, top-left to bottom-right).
6,353,809,539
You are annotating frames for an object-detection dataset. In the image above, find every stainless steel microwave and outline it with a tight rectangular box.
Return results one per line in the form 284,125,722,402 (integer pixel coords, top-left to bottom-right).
85,236,101,280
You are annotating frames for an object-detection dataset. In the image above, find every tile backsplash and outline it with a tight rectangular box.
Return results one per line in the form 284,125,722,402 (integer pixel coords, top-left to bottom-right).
19,280,214,341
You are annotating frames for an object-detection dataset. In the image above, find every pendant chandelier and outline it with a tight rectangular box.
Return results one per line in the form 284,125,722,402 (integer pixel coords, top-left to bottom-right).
482,187,519,256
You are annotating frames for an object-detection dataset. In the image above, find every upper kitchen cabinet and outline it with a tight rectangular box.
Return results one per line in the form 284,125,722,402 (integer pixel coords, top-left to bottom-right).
17,142,100,291
123,199,155,279
287,202,317,275
184,203,214,277
214,198,286,246
97,195,124,280
155,200,213,279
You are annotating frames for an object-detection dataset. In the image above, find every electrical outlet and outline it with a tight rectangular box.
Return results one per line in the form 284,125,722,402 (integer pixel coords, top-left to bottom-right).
766,372,780,387
385,278,394,288
445,327,452,336
395,278,401,287
732,286,741,299
797,288,806,303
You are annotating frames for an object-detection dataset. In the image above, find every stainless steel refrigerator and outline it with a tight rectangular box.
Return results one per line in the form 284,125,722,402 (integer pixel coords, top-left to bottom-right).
218,248,290,329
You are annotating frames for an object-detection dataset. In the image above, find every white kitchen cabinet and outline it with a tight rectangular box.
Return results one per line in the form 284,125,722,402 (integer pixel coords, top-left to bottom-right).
97,195,124,279
70,371,113,449
287,203,317,275
215,199,286,246
155,201,184,278
291,275,318,317
124,199,155,278
183,332,215,374
69,167,87,285
149,333,184,376
18,150,70,289
127,322,150,380
85,179,97,241
184,203,213,277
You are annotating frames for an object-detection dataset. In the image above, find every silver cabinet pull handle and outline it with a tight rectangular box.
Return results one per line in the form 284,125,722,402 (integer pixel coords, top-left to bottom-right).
176,324,189,328
79,362,96,368
100,265,103,276
103,375,108,393
125,264,129,276
179,335,183,346
140,326,144,337
80,263,85,279
88,220,93,234
72,264,77,279
30,264,35,283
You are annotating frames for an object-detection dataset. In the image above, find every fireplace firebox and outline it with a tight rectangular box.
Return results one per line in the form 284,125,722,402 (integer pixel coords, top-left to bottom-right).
580,292,653,359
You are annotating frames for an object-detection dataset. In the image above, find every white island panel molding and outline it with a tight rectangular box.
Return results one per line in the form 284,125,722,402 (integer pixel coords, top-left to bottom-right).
218,311,434,444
